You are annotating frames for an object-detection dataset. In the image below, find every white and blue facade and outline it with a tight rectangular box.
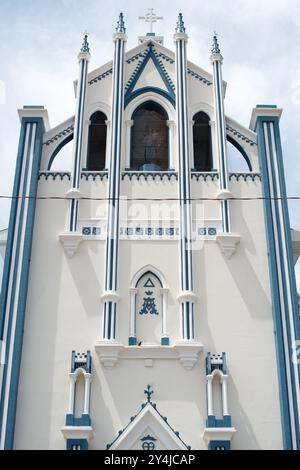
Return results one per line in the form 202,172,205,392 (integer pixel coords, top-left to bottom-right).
0,14,300,450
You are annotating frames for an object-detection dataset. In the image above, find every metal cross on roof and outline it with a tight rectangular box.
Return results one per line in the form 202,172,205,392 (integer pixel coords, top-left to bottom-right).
139,8,163,34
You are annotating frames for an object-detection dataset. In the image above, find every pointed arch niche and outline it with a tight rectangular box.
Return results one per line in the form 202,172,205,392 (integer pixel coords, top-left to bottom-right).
86,111,108,170
129,266,169,346
192,111,213,171
130,101,169,171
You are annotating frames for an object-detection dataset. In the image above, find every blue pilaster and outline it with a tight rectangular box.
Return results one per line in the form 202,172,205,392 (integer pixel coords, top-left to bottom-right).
102,14,127,340
0,107,48,449
252,105,300,450
210,34,231,233
68,35,91,232
174,14,195,341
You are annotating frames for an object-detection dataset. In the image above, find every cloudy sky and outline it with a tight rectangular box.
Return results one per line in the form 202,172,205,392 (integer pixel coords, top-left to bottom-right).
1,0,300,283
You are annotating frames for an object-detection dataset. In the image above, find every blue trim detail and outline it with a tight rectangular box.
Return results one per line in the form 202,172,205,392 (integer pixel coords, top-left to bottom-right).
161,337,170,346
66,439,88,451
227,135,252,172
47,133,73,170
206,416,232,428
66,414,91,426
125,45,175,108
129,336,137,346
126,87,175,109
209,440,231,450
0,117,45,449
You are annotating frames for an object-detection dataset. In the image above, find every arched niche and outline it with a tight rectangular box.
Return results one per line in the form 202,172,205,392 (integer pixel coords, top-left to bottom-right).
74,372,85,418
129,266,169,346
135,272,162,345
192,111,213,171
130,101,169,171
86,111,107,170
211,372,223,419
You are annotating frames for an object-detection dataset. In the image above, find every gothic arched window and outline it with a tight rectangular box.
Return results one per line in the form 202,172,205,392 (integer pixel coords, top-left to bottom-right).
86,111,107,170
193,111,213,171
131,101,169,171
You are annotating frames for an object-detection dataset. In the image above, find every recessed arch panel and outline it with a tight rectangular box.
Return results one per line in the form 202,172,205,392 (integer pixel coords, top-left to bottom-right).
130,101,169,171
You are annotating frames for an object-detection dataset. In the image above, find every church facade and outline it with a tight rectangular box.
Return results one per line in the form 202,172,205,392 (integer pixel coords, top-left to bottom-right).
1,12,300,450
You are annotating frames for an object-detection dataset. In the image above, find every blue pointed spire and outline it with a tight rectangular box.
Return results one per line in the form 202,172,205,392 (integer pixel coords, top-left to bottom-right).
81,33,90,53
212,31,221,54
116,12,126,33
176,13,186,33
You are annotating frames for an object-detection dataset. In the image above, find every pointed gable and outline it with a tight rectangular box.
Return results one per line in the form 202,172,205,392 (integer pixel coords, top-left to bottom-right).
125,44,175,108
107,386,190,450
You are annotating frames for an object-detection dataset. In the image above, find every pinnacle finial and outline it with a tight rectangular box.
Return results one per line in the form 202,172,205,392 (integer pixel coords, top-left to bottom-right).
176,13,186,33
144,384,154,403
81,32,90,53
212,31,221,54
116,12,126,33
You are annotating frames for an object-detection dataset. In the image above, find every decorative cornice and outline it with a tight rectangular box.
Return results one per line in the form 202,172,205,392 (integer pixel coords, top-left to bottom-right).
125,49,149,90
38,171,71,181
191,172,219,181
43,125,74,146
152,48,175,91
38,171,260,183
88,68,113,86
81,171,109,181
229,173,261,181
122,171,178,181
226,124,257,146
187,68,212,86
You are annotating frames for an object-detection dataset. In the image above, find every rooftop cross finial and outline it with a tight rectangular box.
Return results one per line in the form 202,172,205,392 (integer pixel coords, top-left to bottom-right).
144,384,154,403
81,32,90,53
212,31,221,54
176,13,186,33
116,12,126,33
139,8,163,34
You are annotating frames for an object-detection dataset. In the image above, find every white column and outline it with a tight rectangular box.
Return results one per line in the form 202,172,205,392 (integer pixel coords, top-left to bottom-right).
166,120,175,170
102,14,127,341
174,14,196,341
189,120,195,169
105,120,111,170
161,288,169,345
83,374,92,415
68,374,76,414
210,33,231,233
129,288,138,344
82,119,91,169
67,34,91,233
207,377,214,416
125,120,134,169
221,375,229,416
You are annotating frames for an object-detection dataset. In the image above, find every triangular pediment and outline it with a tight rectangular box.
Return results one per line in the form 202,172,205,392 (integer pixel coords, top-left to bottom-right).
124,44,175,108
132,58,168,93
107,402,190,450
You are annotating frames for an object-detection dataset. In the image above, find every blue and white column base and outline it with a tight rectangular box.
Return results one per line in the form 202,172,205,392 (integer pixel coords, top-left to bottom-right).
202,427,236,450
61,426,94,450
